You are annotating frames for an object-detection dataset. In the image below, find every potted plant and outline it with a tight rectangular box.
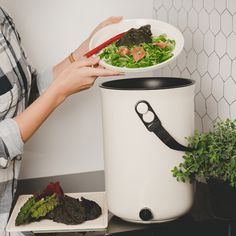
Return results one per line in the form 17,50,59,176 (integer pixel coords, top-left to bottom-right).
172,119,236,220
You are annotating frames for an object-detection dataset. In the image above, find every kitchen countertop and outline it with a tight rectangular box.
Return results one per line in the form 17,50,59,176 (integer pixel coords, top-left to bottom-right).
20,182,235,236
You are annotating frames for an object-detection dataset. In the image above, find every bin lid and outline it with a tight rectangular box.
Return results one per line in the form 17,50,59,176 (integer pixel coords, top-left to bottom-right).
100,77,195,90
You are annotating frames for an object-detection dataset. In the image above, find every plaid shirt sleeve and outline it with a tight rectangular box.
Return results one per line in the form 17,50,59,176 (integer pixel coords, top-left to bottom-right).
0,7,53,168
0,74,53,169
0,119,24,168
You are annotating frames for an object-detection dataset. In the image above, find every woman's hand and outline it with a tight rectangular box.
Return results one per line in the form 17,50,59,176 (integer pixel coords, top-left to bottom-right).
15,17,123,143
88,16,123,40
73,16,123,60
52,56,120,101
53,16,123,78
15,56,120,142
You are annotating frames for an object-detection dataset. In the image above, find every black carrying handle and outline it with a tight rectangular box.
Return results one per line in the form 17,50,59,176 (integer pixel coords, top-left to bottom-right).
135,100,193,152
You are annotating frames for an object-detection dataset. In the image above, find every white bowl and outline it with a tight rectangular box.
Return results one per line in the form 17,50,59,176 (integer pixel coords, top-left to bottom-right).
89,18,184,73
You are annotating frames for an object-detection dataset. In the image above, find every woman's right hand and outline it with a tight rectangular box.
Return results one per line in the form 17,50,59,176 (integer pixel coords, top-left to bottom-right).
15,56,121,142
51,56,120,101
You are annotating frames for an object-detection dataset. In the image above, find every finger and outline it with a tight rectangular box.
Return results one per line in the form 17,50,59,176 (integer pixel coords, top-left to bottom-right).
86,67,123,77
79,83,94,92
101,16,123,27
76,56,100,68
106,16,123,24
96,65,104,69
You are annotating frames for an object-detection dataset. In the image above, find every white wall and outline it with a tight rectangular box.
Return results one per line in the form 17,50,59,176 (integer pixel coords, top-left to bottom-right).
0,0,154,179
153,0,236,131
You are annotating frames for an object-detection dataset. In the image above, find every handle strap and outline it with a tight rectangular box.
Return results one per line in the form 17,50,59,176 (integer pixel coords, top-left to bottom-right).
135,100,193,152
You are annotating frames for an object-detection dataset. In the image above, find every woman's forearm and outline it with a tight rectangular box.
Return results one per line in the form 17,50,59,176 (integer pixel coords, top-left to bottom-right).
14,84,65,142
15,51,119,143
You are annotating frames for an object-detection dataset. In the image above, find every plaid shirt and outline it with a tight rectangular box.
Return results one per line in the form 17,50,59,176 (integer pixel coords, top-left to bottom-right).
0,7,53,235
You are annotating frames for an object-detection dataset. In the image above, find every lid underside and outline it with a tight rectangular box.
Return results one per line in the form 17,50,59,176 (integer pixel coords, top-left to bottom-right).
100,77,195,90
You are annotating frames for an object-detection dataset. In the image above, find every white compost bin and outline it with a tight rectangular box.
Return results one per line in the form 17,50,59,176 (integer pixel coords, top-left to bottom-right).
100,77,195,223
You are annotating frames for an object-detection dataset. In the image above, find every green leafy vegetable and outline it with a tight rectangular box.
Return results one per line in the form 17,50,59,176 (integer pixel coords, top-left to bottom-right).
99,34,175,68
15,182,102,226
15,196,36,226
116,24,152,47
15,194,59,226
172,119,236,187
30,194,59,220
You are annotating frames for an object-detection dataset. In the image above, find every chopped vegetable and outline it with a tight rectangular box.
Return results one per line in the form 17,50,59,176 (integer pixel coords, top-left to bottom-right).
30,194,59,220
15,196,37,226
99,34,175,68
15,182,102,226
15,194,59,225
35,181,64,200
116,25,152,47
118,47,130,56
153,41,167,49
47,195,102,225
130,47,146,62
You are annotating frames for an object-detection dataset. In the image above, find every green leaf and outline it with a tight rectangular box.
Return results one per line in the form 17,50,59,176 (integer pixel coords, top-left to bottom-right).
171,119,236,188
98,35,175,68
30,194,59,220
15,194,59,225
15,196,36,226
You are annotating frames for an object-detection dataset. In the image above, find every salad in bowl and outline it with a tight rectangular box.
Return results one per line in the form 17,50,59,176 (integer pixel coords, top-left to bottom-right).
89,19,184,73
99,25,176,69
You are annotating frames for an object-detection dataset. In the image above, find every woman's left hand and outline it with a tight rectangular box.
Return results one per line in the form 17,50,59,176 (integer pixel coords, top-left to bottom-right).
73,16,123,60
53,16,123,78
88,16,123,40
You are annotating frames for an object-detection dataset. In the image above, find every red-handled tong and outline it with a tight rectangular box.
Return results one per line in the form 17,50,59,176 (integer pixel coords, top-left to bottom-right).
84,32,126,58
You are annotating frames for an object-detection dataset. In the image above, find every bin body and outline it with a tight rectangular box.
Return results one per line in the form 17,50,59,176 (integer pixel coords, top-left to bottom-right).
100,77,195,223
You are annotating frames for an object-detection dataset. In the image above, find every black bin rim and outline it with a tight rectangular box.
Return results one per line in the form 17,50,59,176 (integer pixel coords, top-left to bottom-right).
100,77,195,91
